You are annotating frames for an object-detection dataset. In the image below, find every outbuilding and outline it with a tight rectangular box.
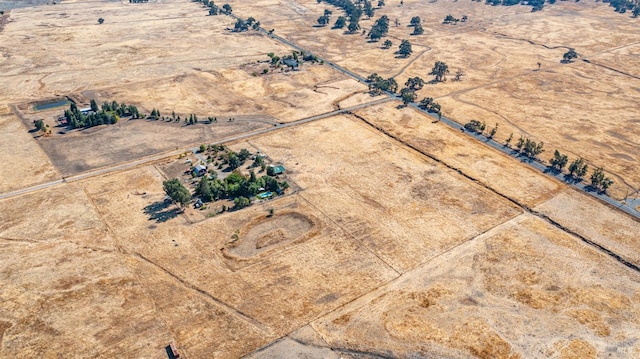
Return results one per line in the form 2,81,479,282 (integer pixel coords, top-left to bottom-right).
193,164,207,176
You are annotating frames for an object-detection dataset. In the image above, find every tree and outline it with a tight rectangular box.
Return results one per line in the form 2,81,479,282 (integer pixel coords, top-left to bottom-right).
196,176,215,201
452,69,466,82
405,76,424,90
234,19,249,32
568,157,588,180
549,150,568,171
347,19,360,33
409,16,421,26
234,196,251,209
98,18,104,24
90,99,99,112
461,15,468,22
400,87,417,105
163,178,191,208
562,49,578,63
364,0,375,18
317,15,330,26
430,61,450,82
199,144,206,153
505,132,513,147
209,7,218,15
34,119,46,132
333,16,346,29
443,14,459,24
464,120,486,134
590,167,613,192
377,0,385,7
324,9,332,16
412,23,424,35
398,39,412,57
634,6,640,17
222,3,232,14
382,39,392,49
488,123,498,139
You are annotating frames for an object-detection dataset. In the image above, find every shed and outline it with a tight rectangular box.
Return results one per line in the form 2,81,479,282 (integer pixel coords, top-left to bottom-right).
269,165,285,175
193,164,207,176
282,58,299,69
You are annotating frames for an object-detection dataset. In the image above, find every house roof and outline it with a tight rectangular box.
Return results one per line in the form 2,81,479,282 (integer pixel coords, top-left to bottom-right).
194,164,207,171
271,165,285,174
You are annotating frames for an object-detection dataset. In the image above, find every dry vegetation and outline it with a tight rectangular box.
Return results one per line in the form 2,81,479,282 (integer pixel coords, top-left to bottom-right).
1,0,639,357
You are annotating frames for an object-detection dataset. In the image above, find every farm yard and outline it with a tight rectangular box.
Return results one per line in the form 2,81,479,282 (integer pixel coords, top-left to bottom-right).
0,0,639,358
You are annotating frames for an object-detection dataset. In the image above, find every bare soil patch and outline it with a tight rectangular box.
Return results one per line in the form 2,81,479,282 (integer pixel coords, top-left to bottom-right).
312,214,640,358
354,102,562,207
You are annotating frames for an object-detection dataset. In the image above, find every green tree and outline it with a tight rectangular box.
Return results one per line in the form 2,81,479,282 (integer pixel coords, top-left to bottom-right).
234,196,251,208
412,23,424,35
398,39,412,57
364,0,374,18
90,99,99,112
562,49,578,63
382,39,393,49
317,15,330,26
333,16,347,29
196,176,215,201
505,132,513,147
163,178,191,208
430,61,450,82
199,144,206,153
549,150,569,171
400,87,417,105
98,18,104,24
488,123,498,139
405,76,424,90
409,16,421,26
568,157,588,180
590,167,613,192
34,119,46,132
222,3,232,14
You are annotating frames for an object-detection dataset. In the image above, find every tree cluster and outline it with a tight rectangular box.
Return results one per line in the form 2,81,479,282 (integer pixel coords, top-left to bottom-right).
367,73,398,94
368,15,389,41
549,149,568,171
317,9,333,26
196,170,288,207
515,136,544,159
590,167,614,192
318,0,363,33
64,100,139,130
399,87,417,105
418,97,441,114
443,14,460,24
234,16,260,31
464,119,486,133
129,0,149,3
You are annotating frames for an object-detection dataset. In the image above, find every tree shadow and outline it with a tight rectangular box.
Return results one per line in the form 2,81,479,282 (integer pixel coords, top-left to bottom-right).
143,200,180,223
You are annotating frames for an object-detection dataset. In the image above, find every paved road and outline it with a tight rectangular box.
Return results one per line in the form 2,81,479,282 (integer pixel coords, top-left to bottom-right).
245,22,640,220
0,97,393,201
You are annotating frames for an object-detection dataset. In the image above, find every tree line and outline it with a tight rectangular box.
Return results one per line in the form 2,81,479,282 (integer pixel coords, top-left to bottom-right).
63,100,140,130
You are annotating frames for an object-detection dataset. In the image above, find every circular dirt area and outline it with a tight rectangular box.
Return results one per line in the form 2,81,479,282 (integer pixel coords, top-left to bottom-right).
226,211,316,259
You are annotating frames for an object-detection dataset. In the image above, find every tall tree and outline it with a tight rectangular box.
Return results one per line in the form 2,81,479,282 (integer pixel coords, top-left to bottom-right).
568,157,588,180
549,150,569,171
398,39,412,57
405,76,424,90
430,61,450,82
163,178,191,208
400,87,417,105
333,16,347,29
562,49,578,63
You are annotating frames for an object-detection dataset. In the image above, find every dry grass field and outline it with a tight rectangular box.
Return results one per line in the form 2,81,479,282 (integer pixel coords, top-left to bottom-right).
1,0,640,357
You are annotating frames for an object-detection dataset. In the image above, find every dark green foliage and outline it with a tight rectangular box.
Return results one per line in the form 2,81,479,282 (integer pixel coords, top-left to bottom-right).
64,99,138,129
163,178,191,208
317,14,330,26
400,87,417,105
222,3,232,13
34,119,45,132
398,39,412,57
324,9,333,16
488,123,499,139
404,76,424,90
590,167,613,192
562,49,578,63
418,97,441,113
443,14,459,24
367,73,398,94
234,196,251,208
464,120,486,133
333,16,347,29
412,23,424,35
98,18,104,24
382,39,393,49
549,150,568,171
568,157,588,180
234,18,248,32
368,15,389,41
409,16,421,26
364,0,374,18
90,99,99,112
505,133,513,147
430,61,449,82
516,138,544,159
